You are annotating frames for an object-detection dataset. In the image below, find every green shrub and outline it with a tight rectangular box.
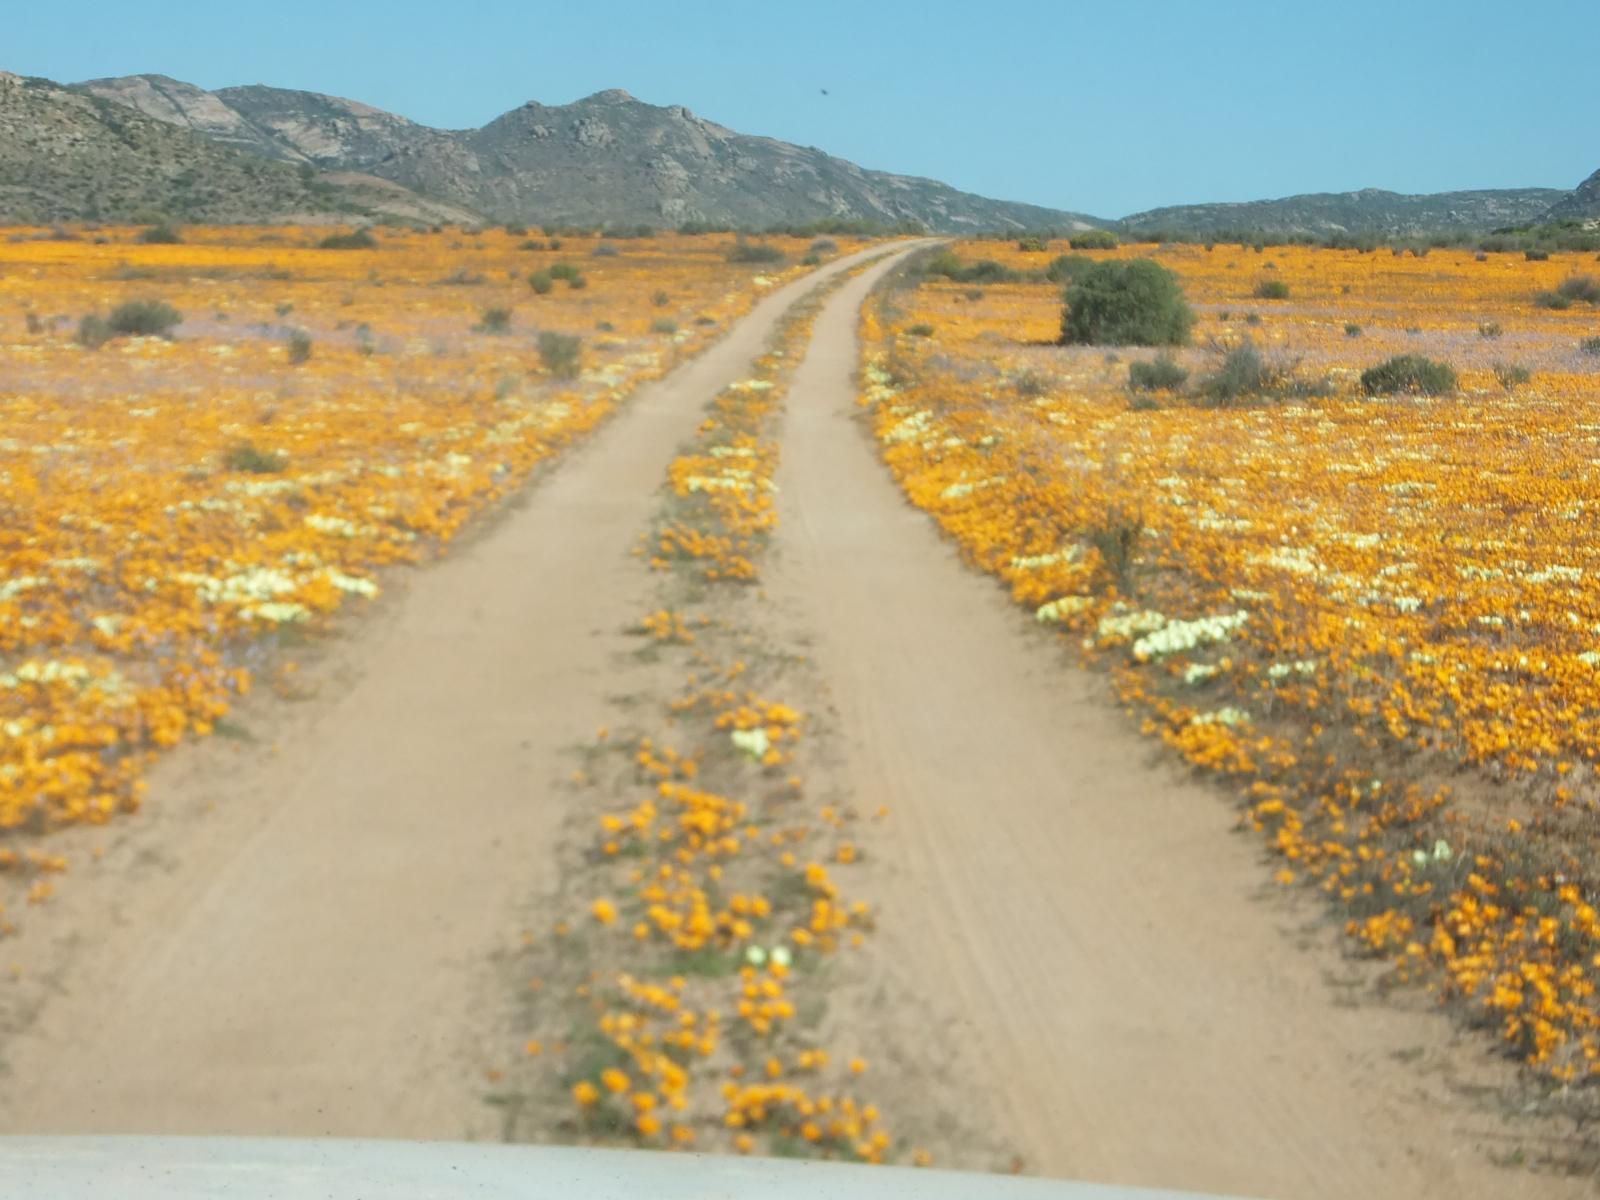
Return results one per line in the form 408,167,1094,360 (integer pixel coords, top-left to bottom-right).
905,323,935,338
1059,259,1193,347
137,223,182,245
538,330,582,378
1582,337,1600,356
477,306,512,334
1478,321,1502,338
801,253,822,266
287,330,312,364
1194,341,1289,406
1016,235,1048,252
318,229,378,250
1068,229,1119,251
651,317,678,334
548,262,580,281
1127,354,1189,392
809,238,837,255
652,289,671,307
439,268,486,286
593,243,619,257
1087,509,1143,594
568,273,588,290
1525,248,1550,261
519,239,547,251
107,298,182,337
1533,291,1573,310
919,250,1019,284
76,313,112,349
504,223,528,236
1253,278,1290,300
224,442,286,473
1244,312,1262,326
1011,369,1050,398
1359,354,1457,396
1492,362,1532,391
1345,323,1362,337
727,242,785,264
529,270,554,294
1556,274,1600,304
1044,254,1094,284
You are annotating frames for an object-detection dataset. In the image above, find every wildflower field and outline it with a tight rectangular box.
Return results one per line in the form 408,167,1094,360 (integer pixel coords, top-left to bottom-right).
862,240,1600,1090
0,223,820,924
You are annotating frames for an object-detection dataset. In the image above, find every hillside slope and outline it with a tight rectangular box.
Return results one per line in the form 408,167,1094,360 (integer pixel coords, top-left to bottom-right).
1543,167,1600,221
1119,186,1568,237
78,76,1102,231
0,71,477,224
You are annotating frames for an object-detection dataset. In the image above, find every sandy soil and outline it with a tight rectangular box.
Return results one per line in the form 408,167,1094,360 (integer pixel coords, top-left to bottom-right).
0,241,908,1140
0,242,1589,1199
764,263,1591,1199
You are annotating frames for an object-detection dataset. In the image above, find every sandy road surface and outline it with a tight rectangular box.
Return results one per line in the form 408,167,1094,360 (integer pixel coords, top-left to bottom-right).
0,241,920,1140
768,265,1588,1199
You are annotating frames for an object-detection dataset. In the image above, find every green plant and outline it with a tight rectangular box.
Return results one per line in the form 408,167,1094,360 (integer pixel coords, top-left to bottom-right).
136,223,182,245
1581,337,1600,356
1087,508,1143,594
1360,354,1457,396
727,242,785,264
477,306,513,334
922,251,1019,284
1127,354,1189,392
1533,291,1573,310
569,274,588,290
519,239,547,251
287,330,312,364
75,313,112,349
651,317,678,334
548,262,580,281
1068,229,1119,251
1012,369,1050,398
1044,254,1094,284
224,442,286,474
905,323,935,338
1195,340,1289,406
106,298,181,337
1244,312,1262,326
1478,321,1502,338
1016,235,1048,252
1059,259,1193,347
593,243,619,257
1253,278,1290,300
1525,248,1550,261
651,289,670,307
529,270,554,295
538,330,582,378
801,253,822,266
1556,274,1600,304
1345,323,1362,337
1492,362,1532,391
318,229,377,250
808,238,837,255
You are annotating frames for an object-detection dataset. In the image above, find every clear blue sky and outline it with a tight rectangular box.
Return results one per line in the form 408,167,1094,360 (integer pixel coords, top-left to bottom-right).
8,0,1595,218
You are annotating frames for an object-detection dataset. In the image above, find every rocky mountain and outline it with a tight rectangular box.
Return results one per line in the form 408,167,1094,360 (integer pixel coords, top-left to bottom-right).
76,75,1103,232
1543,167,1600,222
0,71,479,224
1119,186,1569,237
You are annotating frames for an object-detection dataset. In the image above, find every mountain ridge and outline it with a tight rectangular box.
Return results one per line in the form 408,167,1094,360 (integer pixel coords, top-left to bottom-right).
75,74,1105,232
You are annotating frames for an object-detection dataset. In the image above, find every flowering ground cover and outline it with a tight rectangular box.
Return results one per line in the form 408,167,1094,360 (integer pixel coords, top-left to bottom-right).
0,223,822,923
859,240,1600,1091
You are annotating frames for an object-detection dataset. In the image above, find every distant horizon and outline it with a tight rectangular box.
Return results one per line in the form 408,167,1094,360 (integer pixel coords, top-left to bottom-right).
9,0,1595,218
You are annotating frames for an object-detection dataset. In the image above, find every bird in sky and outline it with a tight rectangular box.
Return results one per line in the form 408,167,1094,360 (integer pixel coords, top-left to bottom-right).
820,88,829,96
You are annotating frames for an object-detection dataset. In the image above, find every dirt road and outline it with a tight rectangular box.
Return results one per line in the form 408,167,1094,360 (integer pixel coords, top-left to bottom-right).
0,242,1584,1198
768,264,1587,1199
0,242,915,1140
